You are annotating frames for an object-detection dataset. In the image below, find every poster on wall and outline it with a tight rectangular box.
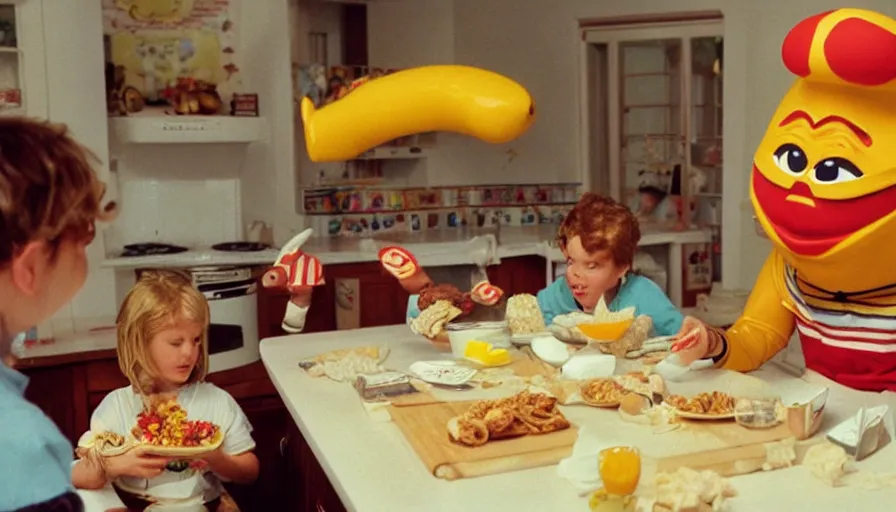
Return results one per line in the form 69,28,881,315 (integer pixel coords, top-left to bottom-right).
683,243,712,292
102,0,241,105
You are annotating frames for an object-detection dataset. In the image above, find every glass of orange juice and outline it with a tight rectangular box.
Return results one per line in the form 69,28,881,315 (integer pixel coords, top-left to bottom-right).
598,446,641,496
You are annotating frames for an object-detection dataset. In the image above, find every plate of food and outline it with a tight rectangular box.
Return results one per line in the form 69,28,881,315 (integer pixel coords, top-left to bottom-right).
132,398,224,456
580,378,627,408
666,391,737,420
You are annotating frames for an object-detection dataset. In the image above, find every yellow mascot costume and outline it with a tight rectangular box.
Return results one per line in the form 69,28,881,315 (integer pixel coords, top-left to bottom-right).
675,8,896,392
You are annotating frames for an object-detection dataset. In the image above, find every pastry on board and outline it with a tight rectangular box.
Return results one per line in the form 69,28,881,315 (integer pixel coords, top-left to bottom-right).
447,390,570,447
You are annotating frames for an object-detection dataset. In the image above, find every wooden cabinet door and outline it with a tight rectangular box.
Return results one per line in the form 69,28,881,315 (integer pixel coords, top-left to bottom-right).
284,422,346,512
487,256,547,297
257,284,337,340
224,395,291,512
22,364,84,446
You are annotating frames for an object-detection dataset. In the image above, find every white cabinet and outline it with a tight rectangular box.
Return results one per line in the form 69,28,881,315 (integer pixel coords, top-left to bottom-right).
0,0,47,119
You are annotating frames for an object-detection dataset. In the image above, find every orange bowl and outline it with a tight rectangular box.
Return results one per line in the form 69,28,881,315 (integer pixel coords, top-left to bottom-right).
577,319,634,342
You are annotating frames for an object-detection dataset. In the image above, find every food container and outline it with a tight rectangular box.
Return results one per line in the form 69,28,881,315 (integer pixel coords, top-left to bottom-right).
354,372,417,402
734,397,784,429
784,387,829,440
445,321,509,359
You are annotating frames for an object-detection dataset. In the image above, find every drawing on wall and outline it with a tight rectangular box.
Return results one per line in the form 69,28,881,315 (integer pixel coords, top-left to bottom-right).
103,0,241,107
115,0,195,23
110,31,221,102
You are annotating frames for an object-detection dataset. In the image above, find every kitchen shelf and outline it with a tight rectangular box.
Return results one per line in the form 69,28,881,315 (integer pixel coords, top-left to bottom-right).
354,145,431,160
109,114,267,144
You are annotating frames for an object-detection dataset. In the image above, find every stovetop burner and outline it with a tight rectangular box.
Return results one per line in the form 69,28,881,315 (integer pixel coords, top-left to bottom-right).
212,241,270,252
120,243,189,258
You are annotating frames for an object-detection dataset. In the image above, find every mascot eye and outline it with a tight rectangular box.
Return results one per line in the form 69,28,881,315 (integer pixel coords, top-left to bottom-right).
812,158,863,184
772,143,808,174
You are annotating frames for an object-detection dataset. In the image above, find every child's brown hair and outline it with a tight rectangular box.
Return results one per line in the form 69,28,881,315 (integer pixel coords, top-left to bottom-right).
557,193,641,267
0,117,117,267
117,270,210,395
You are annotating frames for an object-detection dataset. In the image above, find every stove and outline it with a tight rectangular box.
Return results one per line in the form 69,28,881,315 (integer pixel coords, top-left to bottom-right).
120,242,189,257
212,241,270,252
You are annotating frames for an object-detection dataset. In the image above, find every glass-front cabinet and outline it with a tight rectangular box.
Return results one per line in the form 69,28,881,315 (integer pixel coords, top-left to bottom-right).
0,3,21,113
582,18,724,283
0,0,47,118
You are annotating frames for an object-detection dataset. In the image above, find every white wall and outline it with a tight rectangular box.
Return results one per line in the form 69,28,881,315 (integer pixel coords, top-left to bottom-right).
41,0,117,332
366,0,896,292
236,0,299,246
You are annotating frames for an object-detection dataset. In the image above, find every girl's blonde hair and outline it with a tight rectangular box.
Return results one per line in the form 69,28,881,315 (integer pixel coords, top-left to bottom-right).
117,269,210,395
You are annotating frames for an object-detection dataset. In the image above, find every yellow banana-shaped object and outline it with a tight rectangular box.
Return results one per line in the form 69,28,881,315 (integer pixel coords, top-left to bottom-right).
300,65,536,162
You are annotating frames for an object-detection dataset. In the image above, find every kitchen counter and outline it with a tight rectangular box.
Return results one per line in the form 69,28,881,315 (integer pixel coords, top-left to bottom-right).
12,328,117,368
101,226,712,270
260,325,896,512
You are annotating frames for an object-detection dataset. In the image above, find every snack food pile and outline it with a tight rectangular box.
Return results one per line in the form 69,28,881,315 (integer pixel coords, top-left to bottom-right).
133,398,220,448
666,392,736,416
300,346,389,382
580,378,627,407
447,390,571,447
505,294,547,335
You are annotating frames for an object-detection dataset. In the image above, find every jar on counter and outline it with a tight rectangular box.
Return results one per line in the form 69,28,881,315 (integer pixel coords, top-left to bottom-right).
446,321,510,359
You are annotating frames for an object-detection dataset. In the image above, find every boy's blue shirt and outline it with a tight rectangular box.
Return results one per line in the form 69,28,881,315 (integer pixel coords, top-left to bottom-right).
0,357,76,510
406,274,682,337
537,275,683,336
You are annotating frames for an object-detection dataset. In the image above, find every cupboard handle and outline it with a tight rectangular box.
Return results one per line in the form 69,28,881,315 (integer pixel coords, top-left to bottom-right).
316,500,326,512
279,436,288,457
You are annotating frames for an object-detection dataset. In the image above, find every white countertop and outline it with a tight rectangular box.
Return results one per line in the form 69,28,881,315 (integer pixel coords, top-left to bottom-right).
101,226,712,270
259,325,896,512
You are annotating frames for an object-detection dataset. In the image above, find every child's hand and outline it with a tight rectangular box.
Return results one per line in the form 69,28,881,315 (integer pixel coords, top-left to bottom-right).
104,446,172,480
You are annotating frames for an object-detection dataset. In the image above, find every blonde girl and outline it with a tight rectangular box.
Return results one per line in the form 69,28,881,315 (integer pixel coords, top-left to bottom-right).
72,270,259,510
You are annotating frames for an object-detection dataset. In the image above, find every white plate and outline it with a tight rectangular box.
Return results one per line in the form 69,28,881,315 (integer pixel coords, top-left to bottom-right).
409,361,477,387
531,335,572,366
140,431,224,457
672,409,736,420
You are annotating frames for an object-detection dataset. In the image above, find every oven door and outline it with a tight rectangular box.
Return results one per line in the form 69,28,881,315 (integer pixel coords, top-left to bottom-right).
206,288,260,373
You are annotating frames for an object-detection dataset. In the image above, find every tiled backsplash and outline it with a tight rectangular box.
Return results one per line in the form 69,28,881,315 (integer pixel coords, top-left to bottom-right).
303,183,580,236
103,177,242,250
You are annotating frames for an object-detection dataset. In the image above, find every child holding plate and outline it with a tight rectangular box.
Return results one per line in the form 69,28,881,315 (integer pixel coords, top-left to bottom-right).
71,270,258,510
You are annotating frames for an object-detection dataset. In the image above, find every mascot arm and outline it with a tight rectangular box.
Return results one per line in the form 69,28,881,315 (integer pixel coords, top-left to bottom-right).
714,253,796,372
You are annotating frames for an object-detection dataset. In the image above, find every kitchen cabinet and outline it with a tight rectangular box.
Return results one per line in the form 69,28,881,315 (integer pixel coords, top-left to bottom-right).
258,261,411,339
284,421,346,512
487,255,547,297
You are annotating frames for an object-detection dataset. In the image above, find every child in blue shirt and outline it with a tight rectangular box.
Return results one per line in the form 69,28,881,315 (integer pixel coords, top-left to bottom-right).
0,117,117,510
539,193,682,336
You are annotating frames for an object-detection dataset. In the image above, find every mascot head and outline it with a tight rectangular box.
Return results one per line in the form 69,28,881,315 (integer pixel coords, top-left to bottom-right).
751,9,896,287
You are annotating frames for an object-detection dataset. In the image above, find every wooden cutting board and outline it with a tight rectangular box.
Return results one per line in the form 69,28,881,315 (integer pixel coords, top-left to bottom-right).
648,418,797,476
390,400,578,480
